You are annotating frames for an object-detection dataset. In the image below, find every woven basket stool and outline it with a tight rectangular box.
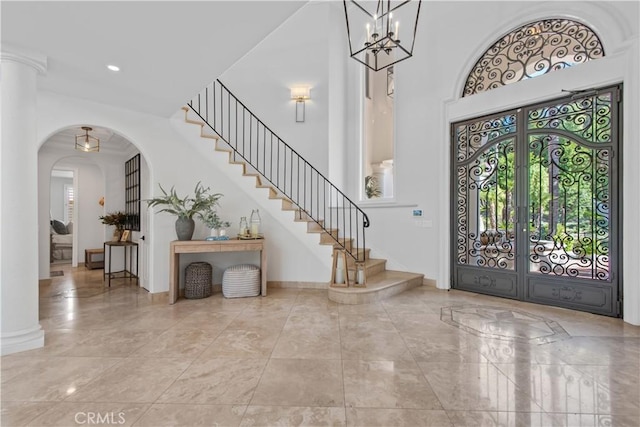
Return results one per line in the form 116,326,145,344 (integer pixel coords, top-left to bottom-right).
184,262,213,299
222,264,260,298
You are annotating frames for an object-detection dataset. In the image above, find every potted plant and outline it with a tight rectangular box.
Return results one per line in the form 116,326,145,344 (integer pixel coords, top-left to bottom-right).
99,211,128,241
364,175,381,199
146,182,222,240
199,209,231,237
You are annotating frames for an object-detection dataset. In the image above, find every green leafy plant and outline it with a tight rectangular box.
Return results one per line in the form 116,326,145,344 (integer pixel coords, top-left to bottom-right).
146,182,222,219
364,175,381,199
99,211,127,231
199,209,231,229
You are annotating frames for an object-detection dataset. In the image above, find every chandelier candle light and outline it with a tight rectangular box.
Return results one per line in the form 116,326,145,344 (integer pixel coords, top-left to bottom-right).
344,0,421,71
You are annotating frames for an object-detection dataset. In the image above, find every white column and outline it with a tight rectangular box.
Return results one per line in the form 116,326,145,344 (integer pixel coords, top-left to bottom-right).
1,49,47,355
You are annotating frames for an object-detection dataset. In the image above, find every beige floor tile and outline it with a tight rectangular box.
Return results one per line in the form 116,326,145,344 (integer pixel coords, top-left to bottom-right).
475,338,562,364
343,360,443,410
225,311,290,331
13,329,93,357
545,336,640,366
250,359,344,407
59,329,160,357
340,328,414,362
271,327,342,360
419,362,543,412
172,311,241,331
401,332,488,363
284,310,340,331
199,326,281,358
494,363,640,416
345,408,452,426
388,312,460,335
5,265,639,427
240,406,346,427
0,401,57,426
157,358,267,405
446,410,566,427
131,328,221,358
1,356,122,402
133,403,245,427
66,357,191,403
26,402,149,427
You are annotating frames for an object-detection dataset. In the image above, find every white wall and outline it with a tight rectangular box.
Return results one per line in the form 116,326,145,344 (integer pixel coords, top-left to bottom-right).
36,90,331,293
221,1,634,324
343,1,640,323
49,175,72,222
31,1,640,325
219,1,331,176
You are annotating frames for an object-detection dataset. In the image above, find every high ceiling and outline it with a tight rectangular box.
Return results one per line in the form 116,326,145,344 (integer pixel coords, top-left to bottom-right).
1,1,307,118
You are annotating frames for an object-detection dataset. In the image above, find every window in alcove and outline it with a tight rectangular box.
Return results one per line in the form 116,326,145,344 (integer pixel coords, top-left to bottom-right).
362,65,395,200
463,19,605,97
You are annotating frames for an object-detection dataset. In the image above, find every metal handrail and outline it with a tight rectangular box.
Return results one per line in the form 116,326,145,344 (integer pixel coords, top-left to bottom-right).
187,79,369,261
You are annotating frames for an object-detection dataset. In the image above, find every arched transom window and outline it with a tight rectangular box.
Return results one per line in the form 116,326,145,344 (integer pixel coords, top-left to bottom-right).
463,19,604,97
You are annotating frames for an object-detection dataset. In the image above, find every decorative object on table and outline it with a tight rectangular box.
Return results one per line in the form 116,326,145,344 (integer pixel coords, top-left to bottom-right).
120,230,131,242
99,211,128,241
146,182,222,241
199,209,231,238
184,262,212,299
238,216,249,238
222,264,260,298
249,209,262,237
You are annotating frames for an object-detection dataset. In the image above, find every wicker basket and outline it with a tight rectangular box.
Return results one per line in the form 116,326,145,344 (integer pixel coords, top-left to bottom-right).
184,262,213,299
222,264,260,298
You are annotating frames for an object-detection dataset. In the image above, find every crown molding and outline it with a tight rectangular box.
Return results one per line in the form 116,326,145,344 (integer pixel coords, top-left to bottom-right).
0,46,47,74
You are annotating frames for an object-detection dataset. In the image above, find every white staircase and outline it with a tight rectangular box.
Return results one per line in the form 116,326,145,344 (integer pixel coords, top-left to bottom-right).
181,106,423,304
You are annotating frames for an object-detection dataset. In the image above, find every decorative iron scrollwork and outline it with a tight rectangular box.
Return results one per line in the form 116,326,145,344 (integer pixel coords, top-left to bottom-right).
463,19,604,97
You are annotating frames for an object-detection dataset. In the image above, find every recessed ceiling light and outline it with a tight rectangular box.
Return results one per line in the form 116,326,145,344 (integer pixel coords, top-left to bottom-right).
107,64,120,72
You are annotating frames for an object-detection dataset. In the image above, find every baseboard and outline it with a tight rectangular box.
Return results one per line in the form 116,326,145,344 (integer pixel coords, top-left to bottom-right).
268,281,328,290
423,277,437,288
147,291,169,304
1,325,45,356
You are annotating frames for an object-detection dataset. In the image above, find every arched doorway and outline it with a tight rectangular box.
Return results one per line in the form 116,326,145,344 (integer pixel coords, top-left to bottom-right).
38,125,150,291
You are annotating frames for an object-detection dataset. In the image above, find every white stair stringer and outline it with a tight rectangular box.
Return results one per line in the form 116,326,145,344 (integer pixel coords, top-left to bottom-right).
170,109,333,284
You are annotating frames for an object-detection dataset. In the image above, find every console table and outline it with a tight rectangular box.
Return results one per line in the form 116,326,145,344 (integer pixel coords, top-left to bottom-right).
169,239,266,304
104,241,138,287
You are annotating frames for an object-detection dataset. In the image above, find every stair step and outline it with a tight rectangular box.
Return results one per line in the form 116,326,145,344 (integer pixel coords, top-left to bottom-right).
328,270,424,304
319,229,340,243
347,258,386,278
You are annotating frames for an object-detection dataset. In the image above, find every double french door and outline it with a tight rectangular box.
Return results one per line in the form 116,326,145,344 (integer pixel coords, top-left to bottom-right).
451,85,621,317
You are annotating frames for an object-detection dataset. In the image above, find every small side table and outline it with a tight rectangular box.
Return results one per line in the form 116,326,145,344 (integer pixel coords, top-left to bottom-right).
85,248,104,270
103,241,139,287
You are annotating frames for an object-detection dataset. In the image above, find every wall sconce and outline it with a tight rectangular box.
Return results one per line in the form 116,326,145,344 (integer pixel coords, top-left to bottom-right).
290,87,310,122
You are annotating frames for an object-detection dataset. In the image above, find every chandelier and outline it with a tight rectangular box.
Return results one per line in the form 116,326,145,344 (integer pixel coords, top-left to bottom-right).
75,126,99,152
343,0,422,71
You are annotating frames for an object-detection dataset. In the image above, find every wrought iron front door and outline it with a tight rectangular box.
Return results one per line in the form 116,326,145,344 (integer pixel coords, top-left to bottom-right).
452,86,621,317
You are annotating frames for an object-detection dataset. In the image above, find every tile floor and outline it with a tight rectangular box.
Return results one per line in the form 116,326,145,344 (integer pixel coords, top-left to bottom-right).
1,264,639,426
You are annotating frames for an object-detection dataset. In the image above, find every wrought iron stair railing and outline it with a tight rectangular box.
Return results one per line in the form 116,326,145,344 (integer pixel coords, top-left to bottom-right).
187,79,369,261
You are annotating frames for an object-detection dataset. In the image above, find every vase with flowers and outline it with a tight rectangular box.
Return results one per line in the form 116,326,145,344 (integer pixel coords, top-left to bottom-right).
99,211,128,241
